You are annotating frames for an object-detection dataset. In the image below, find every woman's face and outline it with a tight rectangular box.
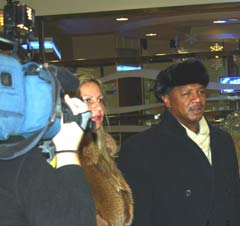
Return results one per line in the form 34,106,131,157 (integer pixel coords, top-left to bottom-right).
79,81,104,130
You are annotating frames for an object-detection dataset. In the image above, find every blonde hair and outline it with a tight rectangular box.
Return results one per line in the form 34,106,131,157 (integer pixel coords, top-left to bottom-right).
76,72,102,94
76,71,118,171
75,72,133,220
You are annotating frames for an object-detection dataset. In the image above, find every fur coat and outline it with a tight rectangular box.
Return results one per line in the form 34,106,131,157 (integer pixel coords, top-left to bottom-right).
79,132,133,226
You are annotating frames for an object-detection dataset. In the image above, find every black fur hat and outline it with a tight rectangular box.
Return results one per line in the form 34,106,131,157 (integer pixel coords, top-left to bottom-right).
154,59,209,102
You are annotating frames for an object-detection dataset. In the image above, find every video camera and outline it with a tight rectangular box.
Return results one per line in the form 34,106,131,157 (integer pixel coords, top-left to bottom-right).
0,0,35,55
3,0,35,42
0,1,95,160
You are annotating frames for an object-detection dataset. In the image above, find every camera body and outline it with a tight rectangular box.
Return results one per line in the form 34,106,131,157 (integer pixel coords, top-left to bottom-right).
0,0,35,62
0,1,95,160
3,0,35,43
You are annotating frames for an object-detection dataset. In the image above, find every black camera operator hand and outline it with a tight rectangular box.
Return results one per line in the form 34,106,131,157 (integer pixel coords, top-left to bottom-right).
52,94,91,168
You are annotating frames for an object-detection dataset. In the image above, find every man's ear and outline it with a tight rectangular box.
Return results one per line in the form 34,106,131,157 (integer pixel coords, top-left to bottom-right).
161,94,171,108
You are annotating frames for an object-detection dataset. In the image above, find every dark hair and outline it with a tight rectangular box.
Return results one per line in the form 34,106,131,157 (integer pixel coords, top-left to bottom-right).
154,59,209,102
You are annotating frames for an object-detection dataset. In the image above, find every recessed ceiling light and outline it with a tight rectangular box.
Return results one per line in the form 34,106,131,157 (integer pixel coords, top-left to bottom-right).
76,58,87,61
115,17,128,21
155,53,166,56
229,18,239,22
213,18,240,24
213,20,227,24
145,33,158,37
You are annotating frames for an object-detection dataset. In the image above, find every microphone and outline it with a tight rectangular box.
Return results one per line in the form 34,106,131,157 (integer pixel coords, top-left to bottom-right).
48,65,79,92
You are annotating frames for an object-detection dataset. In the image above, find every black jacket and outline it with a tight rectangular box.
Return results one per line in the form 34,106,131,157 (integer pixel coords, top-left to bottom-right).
119,110,240,226
0,147,96,226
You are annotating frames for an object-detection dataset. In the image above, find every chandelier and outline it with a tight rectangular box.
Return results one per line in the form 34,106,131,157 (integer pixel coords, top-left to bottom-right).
210,42,224,52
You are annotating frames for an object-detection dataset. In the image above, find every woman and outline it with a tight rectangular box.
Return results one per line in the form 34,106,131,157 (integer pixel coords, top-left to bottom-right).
76,73,133,226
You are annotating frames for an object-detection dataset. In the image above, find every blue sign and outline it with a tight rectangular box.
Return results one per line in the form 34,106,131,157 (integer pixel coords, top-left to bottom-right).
219,76,240,94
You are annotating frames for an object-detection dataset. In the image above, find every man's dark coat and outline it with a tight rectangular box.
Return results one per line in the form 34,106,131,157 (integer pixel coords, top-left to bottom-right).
118,110,240,226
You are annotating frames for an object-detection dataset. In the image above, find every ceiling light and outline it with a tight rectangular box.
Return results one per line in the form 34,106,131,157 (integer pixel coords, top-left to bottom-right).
145,33,157,37
213,20,227,24
115,17,128,21
229,18,239,22
155,53,167,56
210,42,224,52
76,58,87,61
213,18,240,24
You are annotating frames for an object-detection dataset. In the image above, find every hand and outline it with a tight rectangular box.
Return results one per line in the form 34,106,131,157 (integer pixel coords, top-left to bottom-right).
52,95,88,168
52,121,83,151
52,94,88,151
64,94,88,115
62,94,93,132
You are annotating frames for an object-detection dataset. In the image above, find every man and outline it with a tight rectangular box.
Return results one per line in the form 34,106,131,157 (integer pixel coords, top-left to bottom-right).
118,59,240,226
0,68,96,226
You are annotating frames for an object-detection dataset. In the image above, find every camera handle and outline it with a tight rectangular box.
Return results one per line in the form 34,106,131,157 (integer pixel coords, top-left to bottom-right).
61,101,96,133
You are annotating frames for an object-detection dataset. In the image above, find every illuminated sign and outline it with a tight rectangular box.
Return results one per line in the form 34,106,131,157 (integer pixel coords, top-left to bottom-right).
219,76,240,94
21,40,61,60
116,65,142,72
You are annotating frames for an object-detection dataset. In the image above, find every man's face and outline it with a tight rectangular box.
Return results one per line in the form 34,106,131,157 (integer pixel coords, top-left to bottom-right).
161,83,206,131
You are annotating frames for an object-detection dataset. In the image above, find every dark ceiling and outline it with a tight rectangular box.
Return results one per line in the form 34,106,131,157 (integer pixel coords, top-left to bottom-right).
6,2,240,66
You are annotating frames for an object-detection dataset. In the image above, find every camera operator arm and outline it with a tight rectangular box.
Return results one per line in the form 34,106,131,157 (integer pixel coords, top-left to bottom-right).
52,95,91,168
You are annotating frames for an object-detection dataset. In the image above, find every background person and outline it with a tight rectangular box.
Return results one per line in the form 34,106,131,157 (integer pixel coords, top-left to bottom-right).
118,59,240,226
76,73,133,226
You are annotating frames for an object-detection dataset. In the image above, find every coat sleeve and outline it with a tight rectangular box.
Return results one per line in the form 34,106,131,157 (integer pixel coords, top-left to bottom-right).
229,134,240,224
229,134,240,221
218,130,240,224
16,150,96,226
118,139,155,226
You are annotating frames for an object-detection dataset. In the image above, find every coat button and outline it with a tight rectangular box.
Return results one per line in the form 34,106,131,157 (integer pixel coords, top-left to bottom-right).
185,189,192,197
